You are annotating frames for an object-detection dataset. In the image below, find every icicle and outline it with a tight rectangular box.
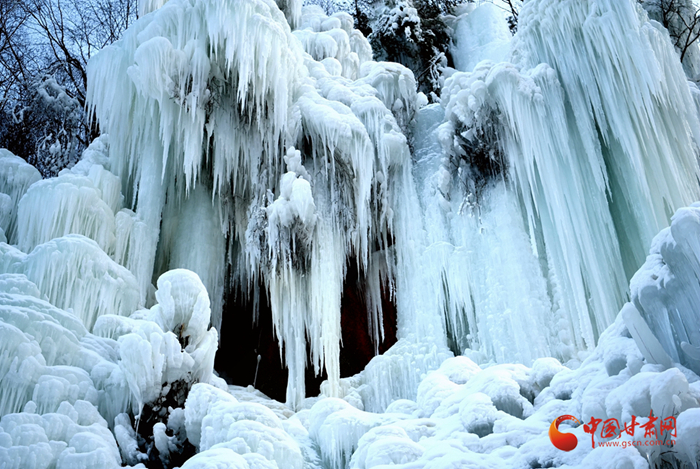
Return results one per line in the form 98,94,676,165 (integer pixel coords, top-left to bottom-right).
83,0,431,407
0,150,42,245
514,0,700,275
17,174,117,256
138,0,168,16
2,236,140,332
436,0,700,362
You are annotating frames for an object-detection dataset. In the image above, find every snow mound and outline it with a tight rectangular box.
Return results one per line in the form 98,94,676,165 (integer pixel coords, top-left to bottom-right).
0,265,219,468
631,203,700,375
303,312,700,469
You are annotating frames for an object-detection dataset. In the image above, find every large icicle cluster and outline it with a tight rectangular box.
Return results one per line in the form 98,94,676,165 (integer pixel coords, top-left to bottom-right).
427,0,700,367
0,150,42,244
85,0,422,407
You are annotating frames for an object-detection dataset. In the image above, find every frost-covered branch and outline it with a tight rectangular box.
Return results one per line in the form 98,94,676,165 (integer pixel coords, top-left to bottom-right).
640,0,700,70
0,0,137,175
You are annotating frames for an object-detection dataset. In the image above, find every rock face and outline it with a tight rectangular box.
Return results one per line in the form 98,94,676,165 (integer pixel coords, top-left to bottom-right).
216,259,397,402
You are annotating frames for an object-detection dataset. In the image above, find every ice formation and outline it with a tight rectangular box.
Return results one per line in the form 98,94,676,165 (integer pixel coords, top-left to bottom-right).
630,204,700,375
83,0,424,408
422,0,700,366
0,265,221,468
2,0,700,468
450,3,511,73
176,302,700,469
0,150,42,245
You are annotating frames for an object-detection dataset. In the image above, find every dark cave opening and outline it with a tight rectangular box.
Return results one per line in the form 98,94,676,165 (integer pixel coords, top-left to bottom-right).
214,259,398,402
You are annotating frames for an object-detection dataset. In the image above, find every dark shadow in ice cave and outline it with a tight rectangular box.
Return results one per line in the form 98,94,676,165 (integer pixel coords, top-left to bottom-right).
215,259,398,402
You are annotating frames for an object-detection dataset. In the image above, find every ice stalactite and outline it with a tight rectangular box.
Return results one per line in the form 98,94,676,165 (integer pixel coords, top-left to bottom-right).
514,0,700,277
0,150,42,245
17,173,118,256
87,0,306,322
1,237,140,332
155,185,226,331
138,0,164,16
411,98,556,366
277,0,303,30
85,0,423,407
435,0,700,365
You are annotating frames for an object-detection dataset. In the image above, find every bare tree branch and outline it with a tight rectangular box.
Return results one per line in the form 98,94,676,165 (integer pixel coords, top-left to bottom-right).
0,0,137,174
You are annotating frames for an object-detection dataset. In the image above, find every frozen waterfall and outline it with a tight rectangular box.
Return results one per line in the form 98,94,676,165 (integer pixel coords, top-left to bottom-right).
2,0,700,468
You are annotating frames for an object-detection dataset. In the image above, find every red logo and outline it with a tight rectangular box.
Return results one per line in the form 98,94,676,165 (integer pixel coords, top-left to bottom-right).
549,415,581,451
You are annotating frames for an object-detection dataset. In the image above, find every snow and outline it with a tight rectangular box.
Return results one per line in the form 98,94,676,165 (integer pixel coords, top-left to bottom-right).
676,408,700,465
173,310,700,469
630,203,700,375
0,400,123,469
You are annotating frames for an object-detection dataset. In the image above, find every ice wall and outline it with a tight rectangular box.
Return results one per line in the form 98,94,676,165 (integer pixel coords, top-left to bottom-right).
5,0,700,426
410,100,556,365
433,0,700,365
3,0,700,467
515,0,700,274
450,3,511,73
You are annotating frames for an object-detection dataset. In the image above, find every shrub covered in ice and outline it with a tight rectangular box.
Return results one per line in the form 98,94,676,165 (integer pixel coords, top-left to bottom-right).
0,258,219,467
93,269,218,413
184,382,305,469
